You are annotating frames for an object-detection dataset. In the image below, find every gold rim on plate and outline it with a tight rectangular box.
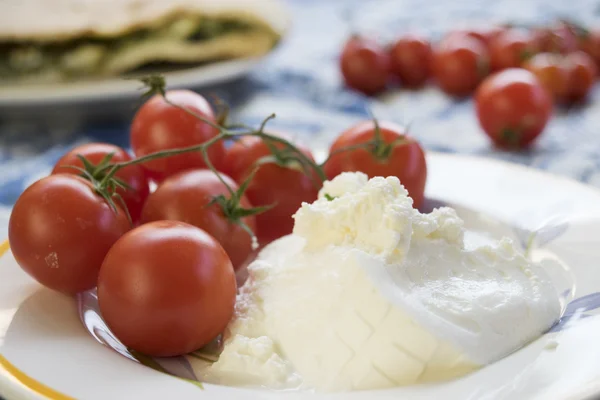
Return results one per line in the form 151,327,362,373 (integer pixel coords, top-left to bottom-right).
0,239,73,400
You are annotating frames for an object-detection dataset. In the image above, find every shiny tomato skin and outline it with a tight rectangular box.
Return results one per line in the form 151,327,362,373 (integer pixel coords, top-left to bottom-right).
431,36,490,97
97,221,236,357
523,53,569,101
389,34,432,87
340,36,390,95
489,29,538,71
8,175,130,295
141,169,256,270
324,121,427,209
130,90,225,182
475,68,552,149
51,143,150,224
223,136,319,244
564,51,597,102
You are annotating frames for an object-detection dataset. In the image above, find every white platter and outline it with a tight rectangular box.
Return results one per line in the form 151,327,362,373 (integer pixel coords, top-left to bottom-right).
2,152,600,400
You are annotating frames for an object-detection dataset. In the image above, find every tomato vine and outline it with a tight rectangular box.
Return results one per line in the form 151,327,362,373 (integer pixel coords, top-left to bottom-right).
83,74,327,246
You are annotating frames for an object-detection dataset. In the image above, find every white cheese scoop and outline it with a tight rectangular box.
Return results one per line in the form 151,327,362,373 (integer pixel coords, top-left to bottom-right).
206,172,561,391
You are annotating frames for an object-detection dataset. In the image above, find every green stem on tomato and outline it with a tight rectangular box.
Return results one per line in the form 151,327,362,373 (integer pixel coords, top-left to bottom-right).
94,74,330,245
320,113,411,168
370,116,394,161
146,73,326,182
255,132,327,182
101,131,226,180
159,93,326,182
148,78,325,182
200,145,235,198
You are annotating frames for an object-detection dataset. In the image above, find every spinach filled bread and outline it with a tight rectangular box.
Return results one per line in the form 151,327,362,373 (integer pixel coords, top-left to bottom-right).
0,0,283,82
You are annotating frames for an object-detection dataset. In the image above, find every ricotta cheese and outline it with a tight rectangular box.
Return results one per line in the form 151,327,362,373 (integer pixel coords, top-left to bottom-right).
206,172,561,391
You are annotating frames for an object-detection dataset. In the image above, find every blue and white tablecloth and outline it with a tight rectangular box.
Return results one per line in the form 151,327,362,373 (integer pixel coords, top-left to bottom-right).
2,0,600,237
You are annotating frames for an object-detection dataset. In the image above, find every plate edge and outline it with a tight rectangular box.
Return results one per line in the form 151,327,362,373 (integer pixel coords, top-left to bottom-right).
0,240,73,400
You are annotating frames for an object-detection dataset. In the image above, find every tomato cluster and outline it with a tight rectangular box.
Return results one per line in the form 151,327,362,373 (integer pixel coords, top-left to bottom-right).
340,20,599,148
8,87,427,357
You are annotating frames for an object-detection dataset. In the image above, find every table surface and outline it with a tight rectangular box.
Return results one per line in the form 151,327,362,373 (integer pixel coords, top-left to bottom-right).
1,0,600,234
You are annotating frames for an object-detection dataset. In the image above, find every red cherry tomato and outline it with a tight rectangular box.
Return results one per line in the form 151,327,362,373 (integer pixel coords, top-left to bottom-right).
523,53,569,101
475,68,552,149
389,34,432,87
323,121,427,209
222,135,319,244
533,23,577,54
431,36,490,97
51,143,150,224
564,51,597,102
98,221,236,357
340,36,390,95
8,175,130,295
130,90,225,182
489,29,538,71
141,169,256,270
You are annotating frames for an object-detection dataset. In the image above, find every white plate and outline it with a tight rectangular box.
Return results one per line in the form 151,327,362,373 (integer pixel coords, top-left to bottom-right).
2,152,600,400
0,2,289,108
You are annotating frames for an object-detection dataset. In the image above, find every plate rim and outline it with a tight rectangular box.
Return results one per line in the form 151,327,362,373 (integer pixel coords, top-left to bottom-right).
0,240,57,400
2,152,600,400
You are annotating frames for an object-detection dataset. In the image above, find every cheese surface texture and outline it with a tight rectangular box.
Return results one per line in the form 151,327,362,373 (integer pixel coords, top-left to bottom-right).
207,172,561,391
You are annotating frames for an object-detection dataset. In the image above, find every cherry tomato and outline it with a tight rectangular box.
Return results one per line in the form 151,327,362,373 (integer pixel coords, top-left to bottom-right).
533,23,577,54
431,36,490,97
141,169,256,270
389,34,432,87
323,121,427,209
340,36,390,95
577,29,600,67
475,68,552,149
98,221,236,357
489,29,538,71
130,90,225,182
523,53,569,101
223,135,319,244
564,51,597,102
52,143,150,224
8,175,130,295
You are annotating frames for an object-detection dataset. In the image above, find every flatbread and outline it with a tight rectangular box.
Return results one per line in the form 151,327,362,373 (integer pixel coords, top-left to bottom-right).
0,0,286,82
0,0,286,41
104,31,277,74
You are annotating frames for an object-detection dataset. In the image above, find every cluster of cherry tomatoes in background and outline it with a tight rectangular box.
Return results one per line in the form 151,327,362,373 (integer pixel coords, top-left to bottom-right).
8,86,427,357
340,20,599,148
